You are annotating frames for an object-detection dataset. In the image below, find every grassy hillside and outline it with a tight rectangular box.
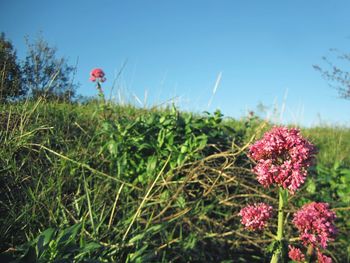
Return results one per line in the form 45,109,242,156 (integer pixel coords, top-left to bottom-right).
1,100,349,262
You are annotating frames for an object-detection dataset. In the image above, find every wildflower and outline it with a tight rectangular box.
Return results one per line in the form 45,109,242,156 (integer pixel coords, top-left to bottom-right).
239,203,272,231
288,245,305,262
89,68,106,82
292,202,337,249
249,126,316,193
317,251,332,263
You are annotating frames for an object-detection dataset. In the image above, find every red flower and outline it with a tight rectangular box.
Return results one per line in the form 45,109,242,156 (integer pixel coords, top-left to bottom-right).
239,203,273,231
288,245,305,262
292,202,337,249
249,126,316,193
89,68,106,82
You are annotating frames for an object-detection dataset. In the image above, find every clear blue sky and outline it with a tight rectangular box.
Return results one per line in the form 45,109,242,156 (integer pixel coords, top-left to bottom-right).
1,0,350,126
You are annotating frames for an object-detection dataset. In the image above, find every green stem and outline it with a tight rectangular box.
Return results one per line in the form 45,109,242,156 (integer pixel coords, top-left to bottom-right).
97,82,105,102
270,187,286,263
97,82,107,119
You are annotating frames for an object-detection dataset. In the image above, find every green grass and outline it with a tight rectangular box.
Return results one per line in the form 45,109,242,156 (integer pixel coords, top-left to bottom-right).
303,126,350,167
0,100,349,262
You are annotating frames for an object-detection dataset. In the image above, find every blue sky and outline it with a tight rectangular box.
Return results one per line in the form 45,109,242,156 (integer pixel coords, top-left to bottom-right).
1,0,350,126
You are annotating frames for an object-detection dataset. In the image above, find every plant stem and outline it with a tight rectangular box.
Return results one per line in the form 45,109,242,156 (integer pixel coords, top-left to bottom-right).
270,187,286,263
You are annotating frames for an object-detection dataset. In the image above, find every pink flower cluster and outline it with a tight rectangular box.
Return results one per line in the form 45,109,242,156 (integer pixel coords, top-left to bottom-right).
249,126,316,193
239,203,272,231
288,245,305,262
317,251,332,263
89,68,106,82
292,202,337,249
288,246,332,263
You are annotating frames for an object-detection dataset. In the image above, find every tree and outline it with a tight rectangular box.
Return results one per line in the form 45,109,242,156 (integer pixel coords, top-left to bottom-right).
22,35,77,101
0,33,25,101
313,49,350,100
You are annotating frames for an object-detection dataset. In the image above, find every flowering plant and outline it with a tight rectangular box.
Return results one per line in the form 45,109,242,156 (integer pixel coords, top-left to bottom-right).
293,202,337,249
288,245,305,262
239,203,273,231
89,68,106,83
239,126,337,263
89,68,106,100
249,127,317,194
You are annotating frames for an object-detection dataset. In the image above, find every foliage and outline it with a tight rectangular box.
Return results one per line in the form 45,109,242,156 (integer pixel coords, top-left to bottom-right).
22,35,77,101
0,32,25,101
0,101,349,262
1,223,103,263
99,107,231,185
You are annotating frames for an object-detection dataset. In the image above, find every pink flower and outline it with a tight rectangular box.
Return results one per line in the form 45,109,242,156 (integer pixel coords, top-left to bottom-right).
317,251,332,263
292,202,337,249
239,203,273,231
288,245,305,262
249,126,316,193
89,68,106,82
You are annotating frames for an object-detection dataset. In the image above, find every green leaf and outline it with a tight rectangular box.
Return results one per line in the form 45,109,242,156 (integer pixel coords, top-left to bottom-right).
180,145,188,153
196,134,208,150
157,129,165,147
37,228,55,256
176,196,186,209
183,233,197,250
265,240,279,253
128,233,146,244
146,156,157,174
306,179,316,194
159,116,166,124
39,228,55,247
127,244,149,262
107,140,118,156
80,242,101,253
177,153,186,166
57,223,81,247
146,224,163,234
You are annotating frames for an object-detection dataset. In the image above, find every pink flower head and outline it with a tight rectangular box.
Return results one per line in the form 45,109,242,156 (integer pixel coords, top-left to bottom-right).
317,251,332,263
249,126,316,193
292,202,337,249
288,245,305,262
89,68,106,82
239,203,272,231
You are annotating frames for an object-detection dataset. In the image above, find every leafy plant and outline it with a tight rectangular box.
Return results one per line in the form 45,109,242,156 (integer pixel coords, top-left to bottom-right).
1,97,349,262
2,223,102,262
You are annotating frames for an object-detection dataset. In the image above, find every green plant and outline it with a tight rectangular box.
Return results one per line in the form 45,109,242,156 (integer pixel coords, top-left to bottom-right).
2,223,102,263
1,96,349,262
